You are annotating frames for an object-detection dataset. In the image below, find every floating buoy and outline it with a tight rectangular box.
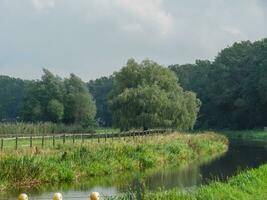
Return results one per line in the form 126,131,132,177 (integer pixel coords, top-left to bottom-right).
53,193,63,200
18,194,28,200
90,192,100,200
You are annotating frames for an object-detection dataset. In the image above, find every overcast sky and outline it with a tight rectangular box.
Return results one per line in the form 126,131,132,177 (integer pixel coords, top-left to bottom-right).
0,0,267,81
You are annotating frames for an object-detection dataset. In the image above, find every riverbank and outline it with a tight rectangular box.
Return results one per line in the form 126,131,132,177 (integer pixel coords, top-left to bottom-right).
221,130,267,141
0,132,228,192
127,164,267,200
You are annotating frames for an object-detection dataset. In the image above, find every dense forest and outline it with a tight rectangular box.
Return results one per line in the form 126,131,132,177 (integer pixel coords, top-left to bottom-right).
1,38,267,130
170,38,267,129
0,76,29,121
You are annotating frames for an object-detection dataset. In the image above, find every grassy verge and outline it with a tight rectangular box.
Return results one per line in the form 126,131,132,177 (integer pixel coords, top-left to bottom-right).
221,130,267,141
117,164,267,200
0,132,228,192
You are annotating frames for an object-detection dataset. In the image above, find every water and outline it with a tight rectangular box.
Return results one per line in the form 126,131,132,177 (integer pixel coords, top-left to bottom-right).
2,139,267,200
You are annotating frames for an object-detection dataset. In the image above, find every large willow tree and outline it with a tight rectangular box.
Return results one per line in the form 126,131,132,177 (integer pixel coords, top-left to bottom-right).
109,59,201,131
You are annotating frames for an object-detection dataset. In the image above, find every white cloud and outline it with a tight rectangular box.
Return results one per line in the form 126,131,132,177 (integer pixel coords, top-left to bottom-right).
116,0,173,36
221,27,245,37
1,0,267,80
31,0,57,11
85,0,173,37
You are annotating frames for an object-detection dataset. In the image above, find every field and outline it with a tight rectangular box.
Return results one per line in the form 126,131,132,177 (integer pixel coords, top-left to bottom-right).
0,122,95,136
0,132,228,192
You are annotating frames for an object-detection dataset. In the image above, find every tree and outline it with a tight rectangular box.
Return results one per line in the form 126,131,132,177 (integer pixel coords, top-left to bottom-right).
47,99,64,122
170,38,267,129
21,69,65,122
0,76,29,121
88,76,113,126
64,74,96,127
21,69,96,127
109,59,201,131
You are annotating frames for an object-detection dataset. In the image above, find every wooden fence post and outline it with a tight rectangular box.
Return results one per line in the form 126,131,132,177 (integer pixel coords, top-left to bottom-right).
63,134,66,144
98,134,100,143
15,136,18,150
72,134,75,143
30,136,32,148
1,138,3,151
82,134,84,143
53,135,55,147
42,135,44,148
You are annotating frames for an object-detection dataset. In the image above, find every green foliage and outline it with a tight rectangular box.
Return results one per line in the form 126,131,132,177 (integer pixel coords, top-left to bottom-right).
0,76,29,121
47,99,64,122
21,70,96,127
109,59,201,131
88,76,113,126
21,69,64,122
64,74,96,127
170,38,267,129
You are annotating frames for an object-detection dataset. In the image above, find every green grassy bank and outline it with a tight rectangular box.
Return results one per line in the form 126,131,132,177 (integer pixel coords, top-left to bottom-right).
221,130,267,141
0,132,227,191
117,164,267,200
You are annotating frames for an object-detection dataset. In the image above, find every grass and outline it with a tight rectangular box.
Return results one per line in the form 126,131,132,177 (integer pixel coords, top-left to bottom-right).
0,132,228,192
221,130,267,141
112,164,267,200
0,122,95,136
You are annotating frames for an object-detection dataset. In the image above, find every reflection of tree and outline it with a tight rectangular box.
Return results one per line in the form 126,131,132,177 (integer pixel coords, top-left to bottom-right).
142,165,201,191
200,141,267,183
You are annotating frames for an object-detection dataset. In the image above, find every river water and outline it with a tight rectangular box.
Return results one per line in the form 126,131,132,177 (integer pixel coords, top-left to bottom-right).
2,139,267,200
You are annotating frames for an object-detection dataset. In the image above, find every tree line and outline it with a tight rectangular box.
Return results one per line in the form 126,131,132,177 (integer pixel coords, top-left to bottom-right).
170,38,267,129
1,38,267,130
0,60,200,131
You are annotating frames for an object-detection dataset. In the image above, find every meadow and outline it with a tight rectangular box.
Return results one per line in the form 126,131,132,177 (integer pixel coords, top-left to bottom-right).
0,132,228,192
0,122,95,136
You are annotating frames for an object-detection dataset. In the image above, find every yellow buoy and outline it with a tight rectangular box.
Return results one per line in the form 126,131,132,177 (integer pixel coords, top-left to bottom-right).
90,192,100,200
18,194,28,200
53,193,63,200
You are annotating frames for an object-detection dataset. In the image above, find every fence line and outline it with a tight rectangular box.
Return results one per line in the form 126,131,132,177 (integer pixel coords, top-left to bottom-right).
0,129,174,150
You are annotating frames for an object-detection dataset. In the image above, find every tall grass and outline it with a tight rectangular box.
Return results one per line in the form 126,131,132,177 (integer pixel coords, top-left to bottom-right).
0,132,228,191
0,122,95,136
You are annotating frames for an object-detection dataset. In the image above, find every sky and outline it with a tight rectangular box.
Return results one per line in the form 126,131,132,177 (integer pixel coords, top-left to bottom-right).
0,0,267,81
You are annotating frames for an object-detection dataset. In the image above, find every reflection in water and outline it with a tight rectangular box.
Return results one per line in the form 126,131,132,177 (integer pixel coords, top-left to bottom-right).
2,140,267,200
133,164,201,191
200,139,267,183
